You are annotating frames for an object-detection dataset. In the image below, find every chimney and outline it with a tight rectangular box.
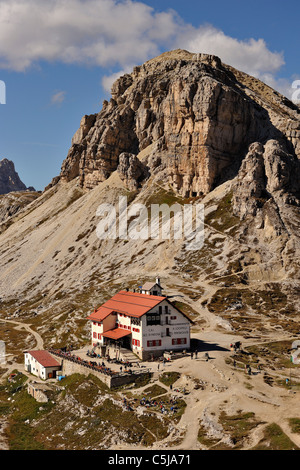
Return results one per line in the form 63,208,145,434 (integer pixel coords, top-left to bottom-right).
156,277,160,286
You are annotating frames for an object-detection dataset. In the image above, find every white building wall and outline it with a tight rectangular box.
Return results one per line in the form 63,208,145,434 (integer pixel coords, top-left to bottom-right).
140,300,190,358
92,314,117,346
25,353,39,378
24,353,55,380
89,299,190,359
117,313,131,330
91,321,103,346
142,285,162,296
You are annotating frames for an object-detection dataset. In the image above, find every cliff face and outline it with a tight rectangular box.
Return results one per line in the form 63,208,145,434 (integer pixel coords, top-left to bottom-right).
60,49,300,200
0,158,29,195
0,190,40,224
57,49,300,304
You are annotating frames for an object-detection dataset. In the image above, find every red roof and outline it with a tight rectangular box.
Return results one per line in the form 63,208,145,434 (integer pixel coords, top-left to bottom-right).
26,350,60,368
87,307,114,322
87,290,165,321
102,328,132,340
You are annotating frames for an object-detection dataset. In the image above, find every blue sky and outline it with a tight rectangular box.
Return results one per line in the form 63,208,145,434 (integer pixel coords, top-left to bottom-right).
0,0,299,191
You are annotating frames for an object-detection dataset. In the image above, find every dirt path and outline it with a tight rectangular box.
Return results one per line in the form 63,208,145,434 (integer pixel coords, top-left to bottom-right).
0,318,44,379
1,281,299,450
151,346,300,450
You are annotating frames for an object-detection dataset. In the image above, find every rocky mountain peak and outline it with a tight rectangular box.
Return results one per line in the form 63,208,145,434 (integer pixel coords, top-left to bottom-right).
59,49,300,202
0,158,31,195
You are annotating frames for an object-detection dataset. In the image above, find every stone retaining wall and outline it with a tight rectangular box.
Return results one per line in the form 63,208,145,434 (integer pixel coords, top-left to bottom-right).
51,352,150,389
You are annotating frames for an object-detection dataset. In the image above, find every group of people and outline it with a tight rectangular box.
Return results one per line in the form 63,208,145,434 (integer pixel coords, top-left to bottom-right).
139,396,178,414
230,341,242,352
50,348,117,376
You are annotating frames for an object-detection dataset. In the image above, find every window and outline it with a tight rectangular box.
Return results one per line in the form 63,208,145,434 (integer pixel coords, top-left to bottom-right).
172,338,187,345
147,340,162,347
132,339,140,347
93,332,97,338
146,312,161,325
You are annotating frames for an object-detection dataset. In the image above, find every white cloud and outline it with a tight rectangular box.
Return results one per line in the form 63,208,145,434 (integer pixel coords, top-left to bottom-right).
51,90,66,105
178,24,285,78
261,74,300,103
0,0,178,71
0,0,292,97
101,67,132,93
177,24,296,100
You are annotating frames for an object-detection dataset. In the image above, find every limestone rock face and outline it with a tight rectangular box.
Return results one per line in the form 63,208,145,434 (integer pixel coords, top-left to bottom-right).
233,139,300,220
60,101,138,189
0,190,40,224
232,142,266,219
56,49,300,286
117,153,149,191
263,139,300,195
0,158,32,195
60,49,300,197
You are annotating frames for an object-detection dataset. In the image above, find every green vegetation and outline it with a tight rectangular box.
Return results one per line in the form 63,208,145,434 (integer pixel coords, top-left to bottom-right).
143,384,168,398
253,423,299,450
197,426,221,448
207,283,298,337
244,340,297,371
0,323,36,364
1,372,180,449
171,300,198,320
132,372,152,388
218,411,262,449
0,372,53,450
145,185,184,207
198,410,263,450
159,371,181,387
288,418,300,434
205,192,240,235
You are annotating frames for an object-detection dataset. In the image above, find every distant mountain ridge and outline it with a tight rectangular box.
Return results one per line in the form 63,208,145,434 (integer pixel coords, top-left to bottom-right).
0,158,35,195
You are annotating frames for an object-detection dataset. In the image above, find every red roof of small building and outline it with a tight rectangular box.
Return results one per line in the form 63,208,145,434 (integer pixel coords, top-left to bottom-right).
87,290,165,321
87,307,114,322
26,350,60,368
102,328,132,340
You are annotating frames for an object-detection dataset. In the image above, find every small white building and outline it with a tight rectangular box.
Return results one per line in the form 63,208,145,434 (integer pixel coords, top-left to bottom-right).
141,278,163,296
24,350,61,380
87,280,192,360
